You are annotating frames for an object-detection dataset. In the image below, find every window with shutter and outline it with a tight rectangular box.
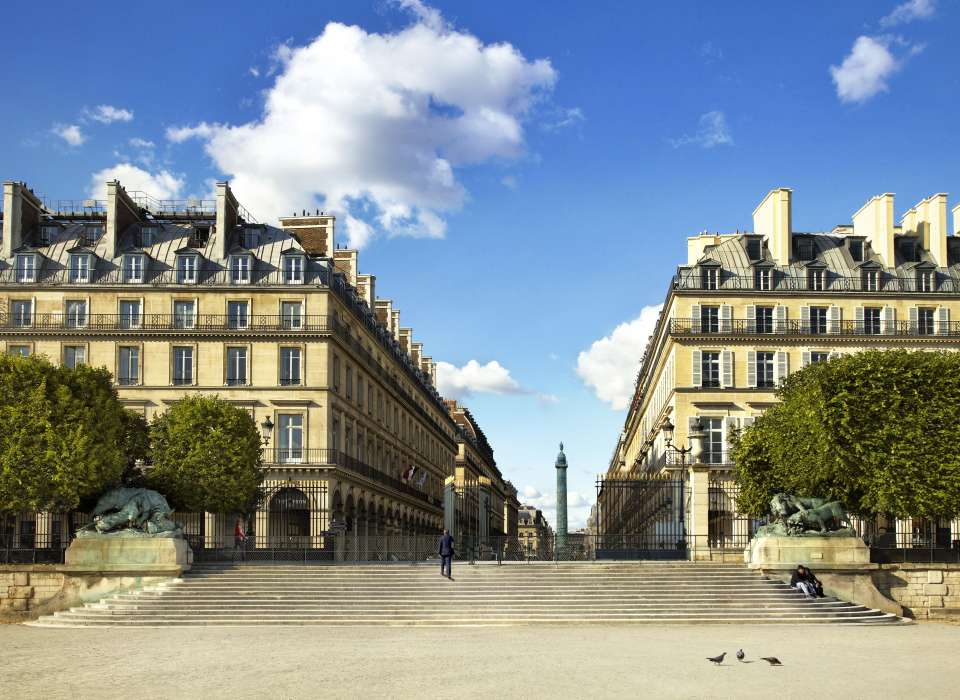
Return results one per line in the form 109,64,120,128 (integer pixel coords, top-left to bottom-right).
882,306,895,335
690,304,701,333
747,351,757,387
828,305,840,334
720,305,732,333
936,307,950,336
802,350,811,367
800,306,810,333
745,305,756,333
691,350,702,387
909,307,919,334
776,351,788,384
775,305,787,333
855,306,865,334
917,308,934,336
721,350,733,388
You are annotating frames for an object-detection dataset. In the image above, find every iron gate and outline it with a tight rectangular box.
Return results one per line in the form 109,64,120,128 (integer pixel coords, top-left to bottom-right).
595,474,688,559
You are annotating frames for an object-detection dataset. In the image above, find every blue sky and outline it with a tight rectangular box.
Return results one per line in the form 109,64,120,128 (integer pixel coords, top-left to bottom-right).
3,0,958,527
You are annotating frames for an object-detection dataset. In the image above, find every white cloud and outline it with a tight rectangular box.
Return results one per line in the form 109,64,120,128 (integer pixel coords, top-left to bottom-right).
164,2,556,247
86,105,134,124
520,487,594,530
829,35,903,103
88,163,185,200
52,124,85,147
537,393,560,405
880,0,935,27
576,304,663,411
669,110,733,149
436,359,524,400
249,66,260,77
128,137,155,148
542,106,585,132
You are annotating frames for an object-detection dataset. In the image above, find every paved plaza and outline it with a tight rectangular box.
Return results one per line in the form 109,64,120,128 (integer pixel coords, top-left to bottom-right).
1,622,958,699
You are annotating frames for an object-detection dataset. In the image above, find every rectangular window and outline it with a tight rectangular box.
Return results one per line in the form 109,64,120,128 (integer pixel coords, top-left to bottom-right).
863,270,879,292
702,417,724,464
810,351,830,364
39,225,57,246
173,300,195,329
346,367,353,398
176,255,197,284
241,228,261,249
226,347,248,386
65,300,87,328
810,307,828,334
119,300,141,329
702,268,718,290
11,300,32,327
277,414,303,463
227,301,249,329
283,256,304,284
69,255,90,283
849,239,864,262
701,351,720,388
746,238,762,261
700,306,719,333
796,238,815,261
63,345,85,369
82,224,103,244
864,307,882,335
15,254,36,283
754,268,772,290
755,306,774,334
332,354,341,391
138,226,157,248
358,376,365,408
172,346,194,385
118,346,140,385
808,269,825,291
123,255,145,283
231,256,251,284
8,345,30,357
918,272,934,292
280,347,301,385
918,308,935,336
756,351,775,388
280,301,302,329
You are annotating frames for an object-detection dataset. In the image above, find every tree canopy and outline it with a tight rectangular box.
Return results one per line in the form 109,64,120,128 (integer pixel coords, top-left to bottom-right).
0,354,128,513
147,395,264,514
732,350,960,518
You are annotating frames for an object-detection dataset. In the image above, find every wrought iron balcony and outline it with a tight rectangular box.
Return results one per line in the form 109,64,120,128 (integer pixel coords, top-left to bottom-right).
0,313,333,334
669,318,960,338
673,268,960,294
0,267,322,288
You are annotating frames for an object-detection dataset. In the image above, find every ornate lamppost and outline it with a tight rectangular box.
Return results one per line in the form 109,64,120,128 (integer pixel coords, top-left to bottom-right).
660,417,706,550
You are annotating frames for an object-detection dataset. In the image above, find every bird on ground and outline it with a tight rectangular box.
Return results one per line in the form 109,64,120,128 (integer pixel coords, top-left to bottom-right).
706,653,726,665
760,657,783,666
736,649,745,662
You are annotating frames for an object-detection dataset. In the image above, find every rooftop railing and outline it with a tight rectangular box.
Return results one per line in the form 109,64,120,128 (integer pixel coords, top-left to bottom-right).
673,268,960,294
669,318,960,338
0,312,333,333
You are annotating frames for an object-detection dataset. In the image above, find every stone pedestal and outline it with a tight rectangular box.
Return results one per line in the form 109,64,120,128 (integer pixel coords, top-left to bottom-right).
746,535,869,568
64,536,192,573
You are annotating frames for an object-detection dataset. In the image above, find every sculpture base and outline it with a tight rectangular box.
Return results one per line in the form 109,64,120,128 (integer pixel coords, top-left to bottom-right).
64,536,192,572
746,535,869,568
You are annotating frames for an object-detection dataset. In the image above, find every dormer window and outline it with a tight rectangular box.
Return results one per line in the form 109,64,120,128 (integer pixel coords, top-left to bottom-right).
746,238,762,261
190,225,210,248
862,270,880,291
231,254,252,284
39,224,59,246
69,253,92,283
176,254,198,284
123,254,145,283
82,224,103,246
900,238,918,263
754,268,772,291
701,267,719,290
138,225,159,248
849,239,864,263
283,254,305,284
808,269,825,291
796,238,815,261
918,270,935,292
15,254,37,283
241,227,261,249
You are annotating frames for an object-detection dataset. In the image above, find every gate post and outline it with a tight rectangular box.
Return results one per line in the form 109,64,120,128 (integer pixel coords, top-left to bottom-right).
689,463,711,561
443,476,456,536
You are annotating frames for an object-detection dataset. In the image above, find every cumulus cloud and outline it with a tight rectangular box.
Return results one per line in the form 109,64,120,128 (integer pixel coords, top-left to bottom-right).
128,137,155,148
829,36,900,103
879,0,936,27
86,104,134,124
164,2,556,247
669,111,733,149
52,124,85,147
576,304,663,411
436,359,524,400
520,486,594,530
88,163,185,200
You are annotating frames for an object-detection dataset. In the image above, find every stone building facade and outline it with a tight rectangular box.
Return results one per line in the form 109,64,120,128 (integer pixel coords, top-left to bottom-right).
0,179,477,553
600,188,960,550
518,505,553,558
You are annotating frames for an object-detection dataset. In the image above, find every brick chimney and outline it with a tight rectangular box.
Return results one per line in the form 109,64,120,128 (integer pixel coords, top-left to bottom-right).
2,181,43,259
853,193,895,267
333,249,358,285
752,188,792,265
278,210,335,257
901,193,948,266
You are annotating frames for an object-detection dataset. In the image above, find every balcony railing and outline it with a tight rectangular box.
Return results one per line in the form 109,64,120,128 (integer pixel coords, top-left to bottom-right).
262,448,442,508
673,269,960,294
670,318,960,338
0,313,333,333
0,267,322,287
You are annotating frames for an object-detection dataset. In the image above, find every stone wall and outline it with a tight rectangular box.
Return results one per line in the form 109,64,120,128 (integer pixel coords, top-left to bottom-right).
873,563,960,620
1,565,177,622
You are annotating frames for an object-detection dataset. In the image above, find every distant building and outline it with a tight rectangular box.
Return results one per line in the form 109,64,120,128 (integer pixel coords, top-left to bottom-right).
518,505,553,558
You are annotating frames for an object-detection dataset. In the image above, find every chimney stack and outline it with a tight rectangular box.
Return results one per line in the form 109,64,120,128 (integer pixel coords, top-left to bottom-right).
2,181,43,259
752,188,792,265
215,182,239,262
105,180,143,260
901,194,948,266
279,210,335,257
852,193,895,267
357,273,376,306
953,204,960,236
391,310,401,341
333,249,358,285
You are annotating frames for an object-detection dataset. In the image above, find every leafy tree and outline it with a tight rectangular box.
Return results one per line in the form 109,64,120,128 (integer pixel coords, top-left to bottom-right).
732,350,960,518
0,355,128,513
147,396,264,513
119,409,150,487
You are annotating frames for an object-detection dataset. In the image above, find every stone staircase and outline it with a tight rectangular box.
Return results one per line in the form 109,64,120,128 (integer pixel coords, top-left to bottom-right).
29,562,904,627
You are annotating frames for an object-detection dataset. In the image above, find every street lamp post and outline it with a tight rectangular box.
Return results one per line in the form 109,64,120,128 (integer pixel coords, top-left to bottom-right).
260,416,274,451
661,417,706,550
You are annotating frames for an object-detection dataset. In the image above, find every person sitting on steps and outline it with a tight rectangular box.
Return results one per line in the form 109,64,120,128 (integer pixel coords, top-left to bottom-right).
790,564,823,599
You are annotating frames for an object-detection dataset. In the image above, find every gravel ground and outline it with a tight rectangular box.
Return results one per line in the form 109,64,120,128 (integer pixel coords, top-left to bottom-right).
1,623,957,699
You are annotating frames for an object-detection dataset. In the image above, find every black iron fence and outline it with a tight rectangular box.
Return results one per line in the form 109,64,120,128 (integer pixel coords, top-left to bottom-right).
673,268,960,294
0,312,333,333
670,318,960,338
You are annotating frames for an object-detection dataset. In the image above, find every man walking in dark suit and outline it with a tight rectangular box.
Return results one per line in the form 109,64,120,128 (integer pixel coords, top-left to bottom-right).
438,529,455,579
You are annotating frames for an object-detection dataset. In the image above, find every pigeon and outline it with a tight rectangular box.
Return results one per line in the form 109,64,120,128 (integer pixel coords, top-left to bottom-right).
760,657,783,666
736,649,745,662
706,653,726,665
